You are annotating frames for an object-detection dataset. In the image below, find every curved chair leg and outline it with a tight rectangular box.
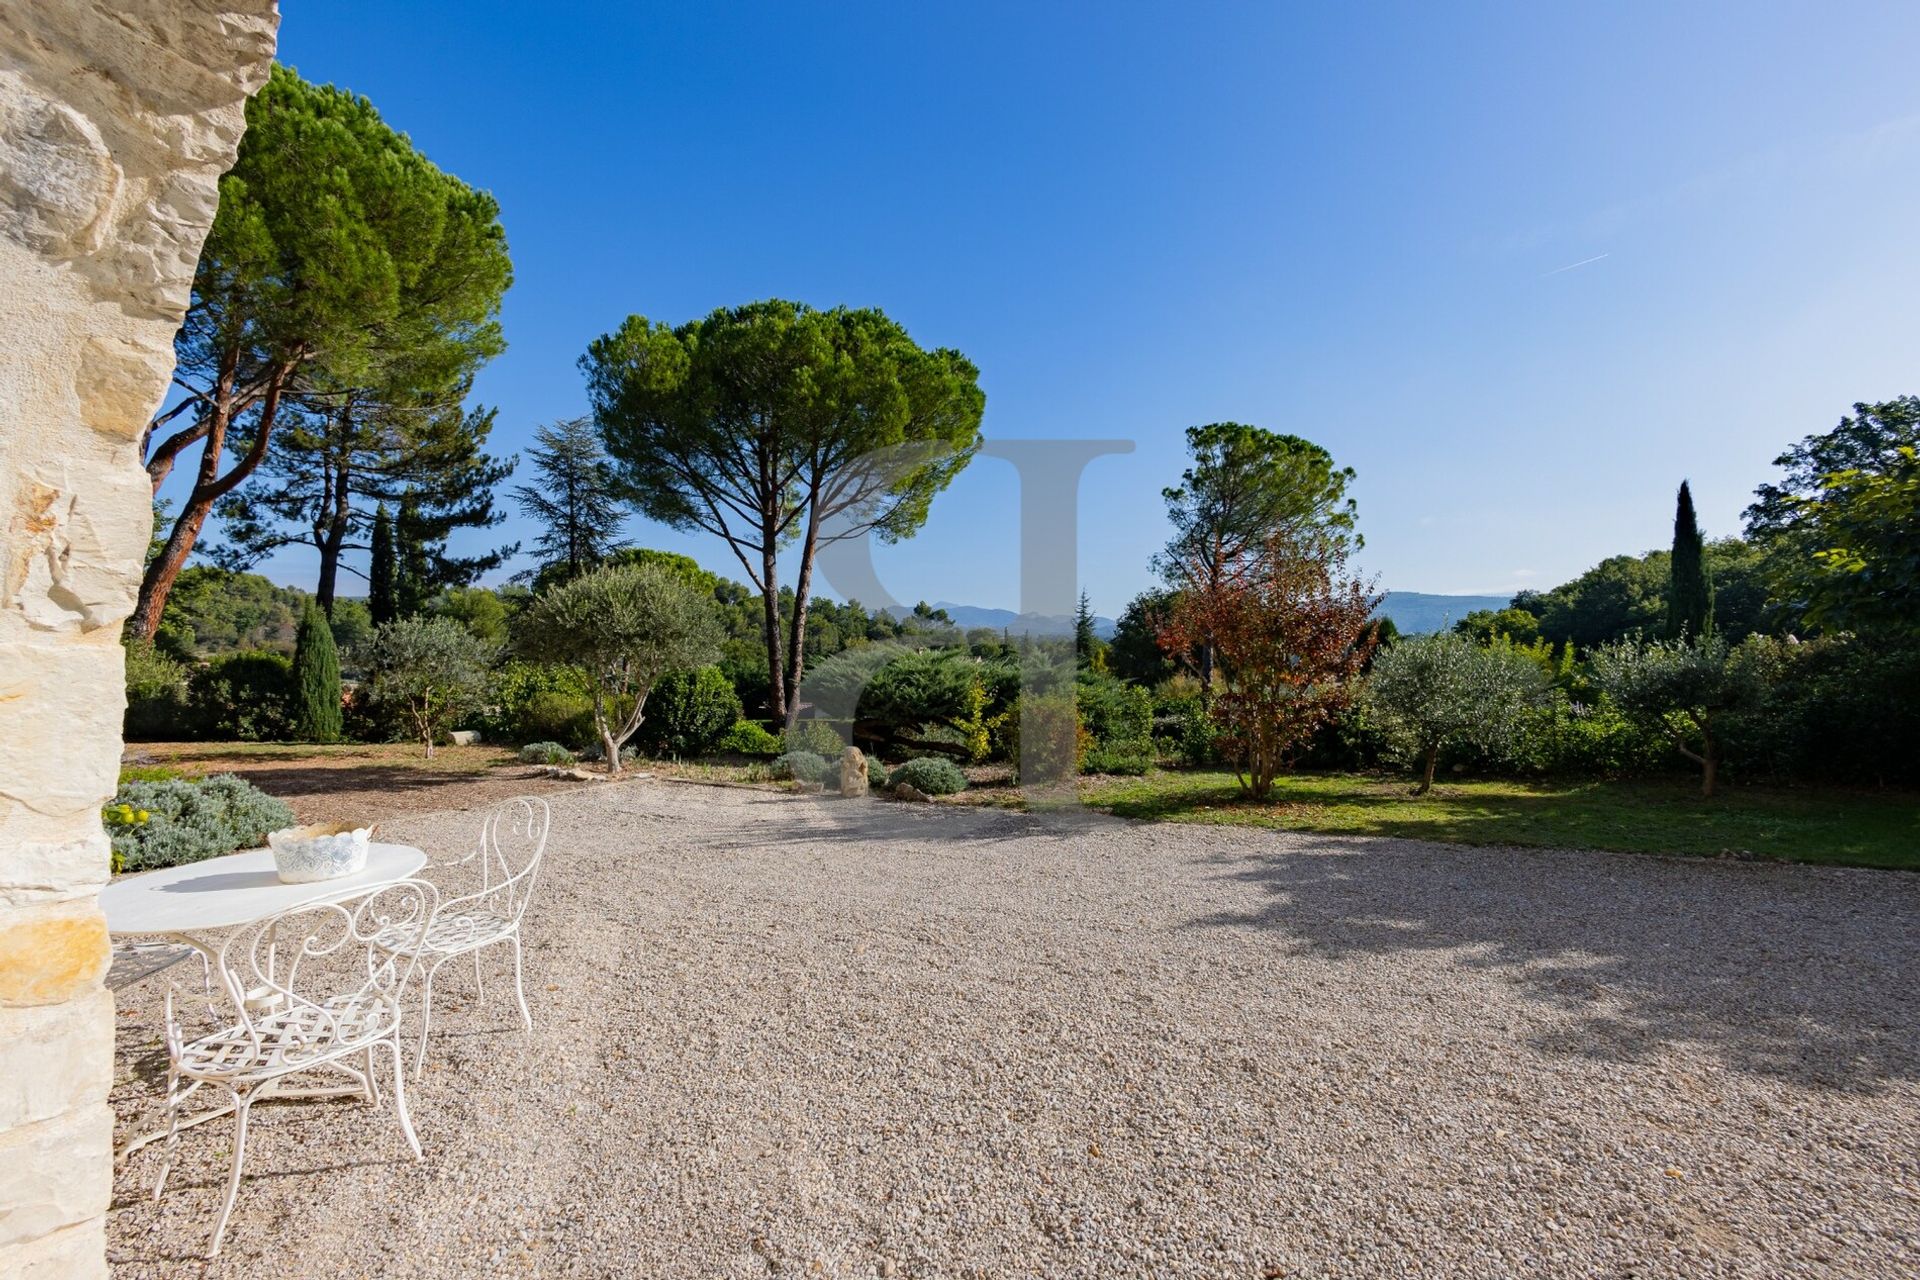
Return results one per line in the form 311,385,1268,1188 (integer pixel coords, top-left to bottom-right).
509,933,533,1034
363,1047,383,1106
152,1067,182,1201
388,1039,423,1160
206,1087,253,1259
474,947,485,999
413,957,445,1081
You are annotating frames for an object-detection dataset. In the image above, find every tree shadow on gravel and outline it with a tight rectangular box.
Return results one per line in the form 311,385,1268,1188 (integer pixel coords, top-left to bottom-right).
706,791,1114,852
1189,839,1920,1093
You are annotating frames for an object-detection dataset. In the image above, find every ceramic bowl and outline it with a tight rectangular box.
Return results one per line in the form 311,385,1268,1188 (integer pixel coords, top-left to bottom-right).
266,823,372,884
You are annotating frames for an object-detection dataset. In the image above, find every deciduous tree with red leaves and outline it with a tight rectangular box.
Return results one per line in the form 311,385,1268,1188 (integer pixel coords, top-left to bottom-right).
1158,530,1381,799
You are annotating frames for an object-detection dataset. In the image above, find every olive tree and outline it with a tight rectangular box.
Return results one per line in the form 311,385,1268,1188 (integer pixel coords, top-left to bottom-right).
1590,636,1762,797
1363,633,1548,794
515,563,722,775
365,616,496,757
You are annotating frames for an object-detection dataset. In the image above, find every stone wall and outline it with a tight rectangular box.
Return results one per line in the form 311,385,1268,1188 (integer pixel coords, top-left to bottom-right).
0,4,277,1275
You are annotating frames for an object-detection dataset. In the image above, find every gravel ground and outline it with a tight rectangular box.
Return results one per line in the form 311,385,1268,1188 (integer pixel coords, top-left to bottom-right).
107,779,1920,1278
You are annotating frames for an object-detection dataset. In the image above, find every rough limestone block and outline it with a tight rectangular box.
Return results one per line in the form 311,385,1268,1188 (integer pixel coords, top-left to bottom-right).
840,746,869,798
0,640,124,875
0,1106,112,1251
0,903,110,1007
0,991,114,1131
6,1219,106,1280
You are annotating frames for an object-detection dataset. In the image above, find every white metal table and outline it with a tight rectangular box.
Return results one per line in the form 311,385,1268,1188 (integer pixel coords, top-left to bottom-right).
103,842,427,1160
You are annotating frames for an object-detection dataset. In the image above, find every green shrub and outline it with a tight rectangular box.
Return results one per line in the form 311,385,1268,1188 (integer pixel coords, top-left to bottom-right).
476,660,596,745
188,650,294,741
635,666,742,757
772,750,835,786
1077,672,1155,774
518,740,576,765
1006,693,1088,784
106,774,296,873
716,720,782,756
886,756,967,795
340,684,401,744
1728,635,1920,787
1177,705,1222,766
1536,696,1677,776
123,640,191,741
784,720,845,758
517,689,597,748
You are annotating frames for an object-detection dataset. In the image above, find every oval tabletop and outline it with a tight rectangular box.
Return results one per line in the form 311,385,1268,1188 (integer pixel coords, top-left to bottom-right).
101,842,428,936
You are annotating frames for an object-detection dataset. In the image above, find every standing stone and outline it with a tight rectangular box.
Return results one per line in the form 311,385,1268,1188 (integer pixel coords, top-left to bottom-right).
839,746,869,798
0,6,277,1277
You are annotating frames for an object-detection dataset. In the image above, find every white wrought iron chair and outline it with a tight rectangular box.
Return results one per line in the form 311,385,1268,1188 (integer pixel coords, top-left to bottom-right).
374,796,550,1079
153,879,439,1258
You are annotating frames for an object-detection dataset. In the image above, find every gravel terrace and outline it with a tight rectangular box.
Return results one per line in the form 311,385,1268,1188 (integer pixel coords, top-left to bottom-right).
106,779,1920,1278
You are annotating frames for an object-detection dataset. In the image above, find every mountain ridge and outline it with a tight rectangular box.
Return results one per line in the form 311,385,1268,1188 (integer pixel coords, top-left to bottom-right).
889,592,1514,639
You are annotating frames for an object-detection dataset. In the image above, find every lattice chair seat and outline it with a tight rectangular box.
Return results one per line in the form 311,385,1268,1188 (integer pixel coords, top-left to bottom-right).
372,905,513,958
174,990,401,1079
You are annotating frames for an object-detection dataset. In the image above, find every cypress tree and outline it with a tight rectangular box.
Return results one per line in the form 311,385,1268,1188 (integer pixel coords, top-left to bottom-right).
369,503,397,626
1667,480,1714,640
291,600,344,743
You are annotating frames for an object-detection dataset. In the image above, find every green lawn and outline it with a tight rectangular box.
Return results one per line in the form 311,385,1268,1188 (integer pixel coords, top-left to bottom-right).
1078,770,1920,870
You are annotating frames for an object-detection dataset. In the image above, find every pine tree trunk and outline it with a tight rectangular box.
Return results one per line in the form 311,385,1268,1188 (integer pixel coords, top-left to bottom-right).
131,360,294,639
760,535,786,728
131,471,217,639
315,498,350,616
782,502,822,730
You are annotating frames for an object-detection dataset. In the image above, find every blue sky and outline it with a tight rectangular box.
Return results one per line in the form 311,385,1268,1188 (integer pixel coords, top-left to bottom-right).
209,1,1920,615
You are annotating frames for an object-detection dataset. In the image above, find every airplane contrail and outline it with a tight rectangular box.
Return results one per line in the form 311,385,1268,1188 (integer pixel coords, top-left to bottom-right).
1540,252,1610,277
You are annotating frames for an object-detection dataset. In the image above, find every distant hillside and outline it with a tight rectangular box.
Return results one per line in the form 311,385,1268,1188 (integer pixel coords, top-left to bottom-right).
887,602,1116,639
1375,591,1511,634
891,595,1505,640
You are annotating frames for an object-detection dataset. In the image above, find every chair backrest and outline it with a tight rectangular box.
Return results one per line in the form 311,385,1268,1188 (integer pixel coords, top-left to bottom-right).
168,878,439,1073
468,796,551,926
